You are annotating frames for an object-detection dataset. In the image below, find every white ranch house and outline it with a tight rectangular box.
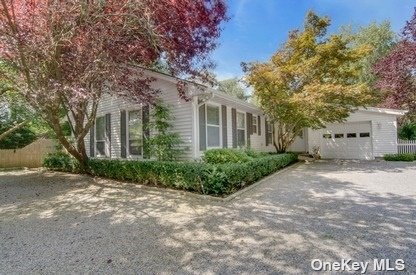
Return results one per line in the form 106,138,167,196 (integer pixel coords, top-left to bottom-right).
85,69,405,160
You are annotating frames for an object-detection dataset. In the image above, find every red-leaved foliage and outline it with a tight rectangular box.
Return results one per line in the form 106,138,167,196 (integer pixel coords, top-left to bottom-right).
374,7,416,118
0,0,227,164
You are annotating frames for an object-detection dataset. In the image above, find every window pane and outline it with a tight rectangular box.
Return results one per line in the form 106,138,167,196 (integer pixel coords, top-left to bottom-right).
96,116,106,140
267,133,273,144
207,105,220,125
207,126,220,147
129,140,142,156
237,129,245,147
129,123,142,140
129,110,141,124
335,133,344,138
129,110,142,141
360,132,370,137
323,134,332,139
96,141,106,156
347,133,357,138
252,117,257,133
237,112,245,128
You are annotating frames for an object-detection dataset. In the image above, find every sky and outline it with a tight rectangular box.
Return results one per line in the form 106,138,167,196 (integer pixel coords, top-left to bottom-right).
212,0,416,80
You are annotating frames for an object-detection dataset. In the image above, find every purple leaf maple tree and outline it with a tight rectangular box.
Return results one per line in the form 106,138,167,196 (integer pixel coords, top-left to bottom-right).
374,8,416,119
0,0,227,167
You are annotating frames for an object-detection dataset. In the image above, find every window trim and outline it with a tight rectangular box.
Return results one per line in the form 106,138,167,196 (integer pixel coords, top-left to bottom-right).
236,111,246,147
126,108,143,159
95,115,109,158
205,103,222,149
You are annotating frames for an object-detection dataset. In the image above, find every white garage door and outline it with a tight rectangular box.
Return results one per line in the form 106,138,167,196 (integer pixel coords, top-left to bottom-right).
320,122,373,160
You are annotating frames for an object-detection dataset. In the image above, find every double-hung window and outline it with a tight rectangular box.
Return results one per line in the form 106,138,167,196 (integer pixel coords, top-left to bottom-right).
237,112,246,147
95,116,108,157
206,105,221,148
128,110,143,156
267,123,273,145
252,116,257,134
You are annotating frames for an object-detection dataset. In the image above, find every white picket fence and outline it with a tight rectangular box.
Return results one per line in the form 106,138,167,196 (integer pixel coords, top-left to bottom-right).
398,139,416,154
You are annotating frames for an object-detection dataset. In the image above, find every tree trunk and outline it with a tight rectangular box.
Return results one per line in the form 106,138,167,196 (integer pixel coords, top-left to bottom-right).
272,122,301,153
0,119,30,142
46,111,90,171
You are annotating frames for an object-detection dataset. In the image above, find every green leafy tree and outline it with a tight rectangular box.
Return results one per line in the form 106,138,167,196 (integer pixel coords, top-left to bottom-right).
0,61,55,147
0,61,31,142
0,123,37,149
244,11,374,152
147,103,184,161
398,122,416,140
0,90,41,148
0,90,58,148
218,78,248,101
340,21,396,86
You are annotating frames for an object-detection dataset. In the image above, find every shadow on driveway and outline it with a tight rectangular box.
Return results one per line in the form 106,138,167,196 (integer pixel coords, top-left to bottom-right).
0,161,415,274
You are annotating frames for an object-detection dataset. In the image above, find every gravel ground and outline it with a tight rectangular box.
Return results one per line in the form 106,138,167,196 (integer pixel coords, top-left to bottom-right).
0,160,415,274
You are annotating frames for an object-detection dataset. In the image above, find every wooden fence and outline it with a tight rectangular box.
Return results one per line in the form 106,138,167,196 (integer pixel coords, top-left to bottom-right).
0,138,56,168
398,139,416,154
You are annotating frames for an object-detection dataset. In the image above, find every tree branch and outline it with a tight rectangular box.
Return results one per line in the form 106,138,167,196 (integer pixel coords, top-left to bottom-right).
0,119,30,141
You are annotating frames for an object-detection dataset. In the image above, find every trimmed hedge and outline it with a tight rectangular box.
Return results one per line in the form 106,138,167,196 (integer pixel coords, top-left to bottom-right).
202,148,252,164
206,153,297,195
88,159,207,192
202,148,270,164
44,152,297,196
384,153,415,162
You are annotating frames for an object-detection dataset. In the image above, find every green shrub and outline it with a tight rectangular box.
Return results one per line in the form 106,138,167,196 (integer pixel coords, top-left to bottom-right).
43,151,80,172
88,159,208,192
398,122,416,140
243,148,270,158
384,153,415,162
213,153,297,192
202,153,298,194
202,148,253,164
0,123,37,149
45,153,297,196
146,103,184,161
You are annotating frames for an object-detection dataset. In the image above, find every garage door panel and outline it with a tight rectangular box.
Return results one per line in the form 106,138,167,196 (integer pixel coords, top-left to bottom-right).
320,122,373,160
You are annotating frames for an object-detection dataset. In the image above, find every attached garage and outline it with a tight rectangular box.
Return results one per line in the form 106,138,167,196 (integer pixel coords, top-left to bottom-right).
320,122,373,160
289,107,407,160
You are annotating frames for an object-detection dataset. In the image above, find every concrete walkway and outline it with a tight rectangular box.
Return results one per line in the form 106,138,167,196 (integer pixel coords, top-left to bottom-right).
1,161,415,274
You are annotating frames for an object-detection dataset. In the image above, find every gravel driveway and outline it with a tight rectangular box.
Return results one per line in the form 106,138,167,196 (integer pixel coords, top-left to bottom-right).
1,160,415,274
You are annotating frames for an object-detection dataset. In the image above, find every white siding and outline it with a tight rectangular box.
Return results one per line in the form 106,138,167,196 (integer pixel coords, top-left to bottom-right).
210,97,274,152
348,111,398,157
85,78,194,160
250,115,265,151
84,76,282,161
306,110,399,158
288,128,307,152
251,115,275,152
